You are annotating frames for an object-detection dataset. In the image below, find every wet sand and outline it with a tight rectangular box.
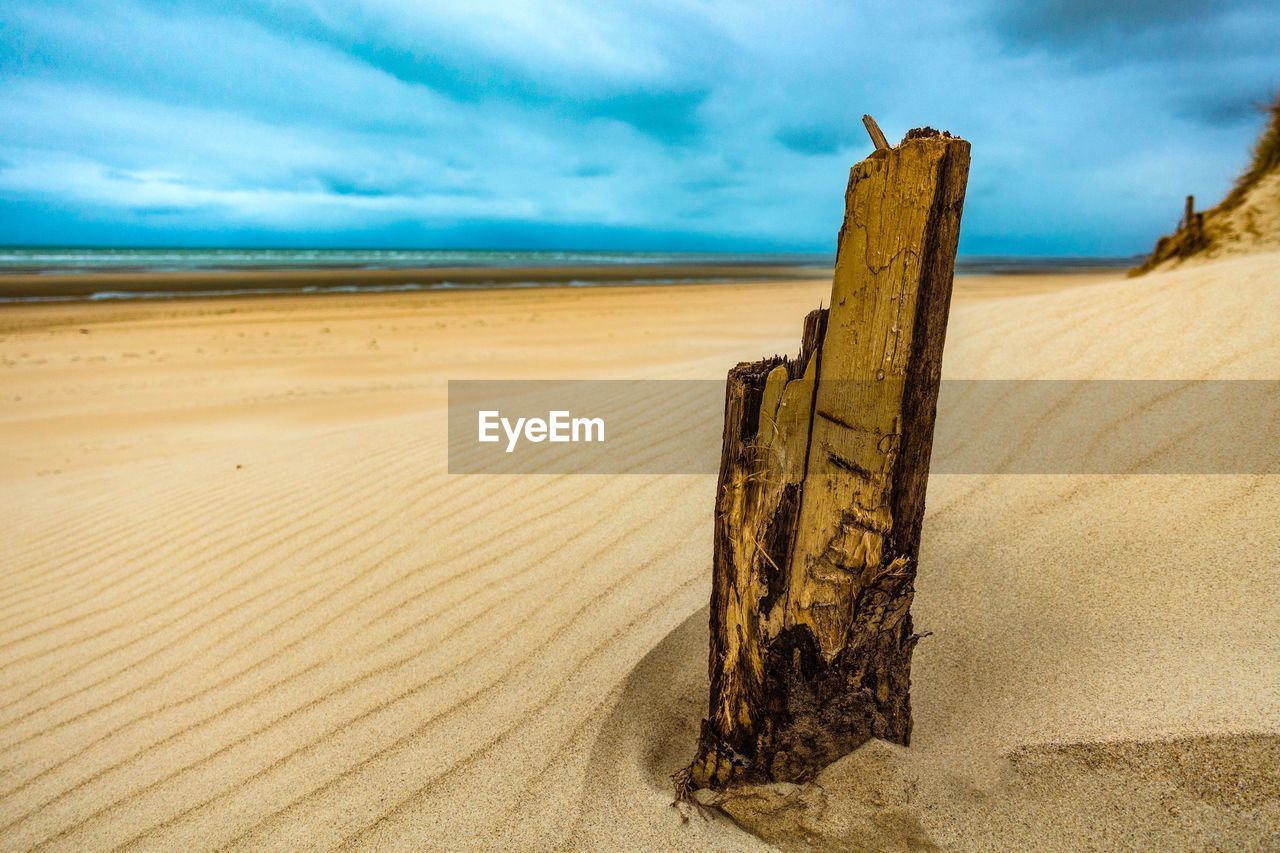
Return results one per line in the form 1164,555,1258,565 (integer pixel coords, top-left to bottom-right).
0,263,827,300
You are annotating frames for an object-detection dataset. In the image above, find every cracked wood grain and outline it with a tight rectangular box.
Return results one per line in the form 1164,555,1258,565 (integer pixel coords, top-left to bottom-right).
684,127,970,791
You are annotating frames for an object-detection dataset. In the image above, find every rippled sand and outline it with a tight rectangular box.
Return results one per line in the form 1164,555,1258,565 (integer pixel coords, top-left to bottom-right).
0,258,1276,850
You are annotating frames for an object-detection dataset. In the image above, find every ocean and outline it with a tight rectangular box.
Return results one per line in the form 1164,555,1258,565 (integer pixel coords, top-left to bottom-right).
0,247,1138,302
0,247,833,275
0,247,1139,274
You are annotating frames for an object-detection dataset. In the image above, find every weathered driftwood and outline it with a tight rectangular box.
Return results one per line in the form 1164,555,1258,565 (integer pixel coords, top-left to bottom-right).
684,125,970,790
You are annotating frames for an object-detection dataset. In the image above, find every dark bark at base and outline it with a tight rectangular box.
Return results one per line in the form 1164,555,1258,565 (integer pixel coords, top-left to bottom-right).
694,551,919,785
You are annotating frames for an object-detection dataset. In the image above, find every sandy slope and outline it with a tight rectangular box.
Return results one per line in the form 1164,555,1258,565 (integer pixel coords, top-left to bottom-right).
0,260,1277,850
1133,92,1278,275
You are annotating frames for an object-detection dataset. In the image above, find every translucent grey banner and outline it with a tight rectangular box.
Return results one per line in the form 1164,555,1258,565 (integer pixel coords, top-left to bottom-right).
448,380,1280,475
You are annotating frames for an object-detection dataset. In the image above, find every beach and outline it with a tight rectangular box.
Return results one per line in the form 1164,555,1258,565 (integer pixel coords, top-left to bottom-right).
1,257,1277,849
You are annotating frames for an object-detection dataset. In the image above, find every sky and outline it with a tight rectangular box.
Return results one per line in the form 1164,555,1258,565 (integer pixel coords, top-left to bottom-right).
0,0,1276,256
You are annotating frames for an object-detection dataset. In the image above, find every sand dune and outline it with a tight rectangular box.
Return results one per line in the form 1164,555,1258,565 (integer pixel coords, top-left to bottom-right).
0,259,1277,850
1134,92,1279,274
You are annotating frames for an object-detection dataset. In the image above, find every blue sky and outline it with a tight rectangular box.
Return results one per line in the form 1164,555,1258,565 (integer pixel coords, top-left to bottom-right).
0,0,1276,255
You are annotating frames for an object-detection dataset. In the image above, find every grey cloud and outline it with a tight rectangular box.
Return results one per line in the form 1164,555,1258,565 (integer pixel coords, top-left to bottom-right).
1176,90,1277,127
991,0,1280,68
775,124,854,156
588,89,708,142
997,0,1209,44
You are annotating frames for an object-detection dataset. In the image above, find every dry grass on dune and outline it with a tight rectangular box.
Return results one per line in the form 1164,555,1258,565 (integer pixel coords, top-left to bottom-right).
0,259,1277,850
1134,90,1280,273
1222,89,1280,213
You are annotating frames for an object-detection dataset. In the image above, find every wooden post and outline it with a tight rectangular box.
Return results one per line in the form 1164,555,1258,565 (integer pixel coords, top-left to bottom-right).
1184,195,1195,229
682,125,970,791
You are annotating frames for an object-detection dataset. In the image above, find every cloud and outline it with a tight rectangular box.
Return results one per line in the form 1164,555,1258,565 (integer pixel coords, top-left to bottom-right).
775,124,856,157
1177,90,1278,127
991,0,1278,59
0,0,1276,254
996,0,1209,45
986,0,1280,138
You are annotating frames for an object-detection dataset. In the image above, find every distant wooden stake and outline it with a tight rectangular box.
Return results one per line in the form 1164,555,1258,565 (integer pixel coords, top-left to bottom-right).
684,126,970,790
862,114,890,151
1184,195,1195,229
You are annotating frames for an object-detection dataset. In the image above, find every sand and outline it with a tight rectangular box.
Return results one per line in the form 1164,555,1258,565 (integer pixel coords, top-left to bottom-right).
0,259,1276,850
